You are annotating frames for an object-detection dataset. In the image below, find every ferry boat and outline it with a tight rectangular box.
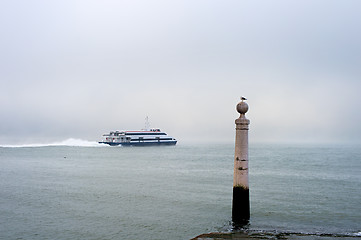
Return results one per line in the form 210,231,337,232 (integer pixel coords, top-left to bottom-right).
99,128,177,146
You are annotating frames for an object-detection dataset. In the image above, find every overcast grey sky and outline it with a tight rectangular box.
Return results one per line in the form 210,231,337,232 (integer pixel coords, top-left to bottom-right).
1,0,360,145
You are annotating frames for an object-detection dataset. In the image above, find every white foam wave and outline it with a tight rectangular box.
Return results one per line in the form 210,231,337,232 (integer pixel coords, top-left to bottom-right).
1,138,106,148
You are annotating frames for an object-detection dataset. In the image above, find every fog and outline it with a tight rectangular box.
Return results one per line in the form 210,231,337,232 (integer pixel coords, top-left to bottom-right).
1,0,360,145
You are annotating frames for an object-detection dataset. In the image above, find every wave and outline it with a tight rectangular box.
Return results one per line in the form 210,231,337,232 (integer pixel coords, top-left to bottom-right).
0,138,106,148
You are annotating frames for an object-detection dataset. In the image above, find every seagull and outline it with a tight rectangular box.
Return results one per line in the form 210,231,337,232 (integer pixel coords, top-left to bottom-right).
241,96,247,101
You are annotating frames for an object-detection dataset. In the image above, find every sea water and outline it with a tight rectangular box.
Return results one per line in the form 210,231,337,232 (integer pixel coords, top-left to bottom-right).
0,141,360,240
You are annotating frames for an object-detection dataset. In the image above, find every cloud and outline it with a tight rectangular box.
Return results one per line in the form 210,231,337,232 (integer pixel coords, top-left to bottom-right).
0,0,360,144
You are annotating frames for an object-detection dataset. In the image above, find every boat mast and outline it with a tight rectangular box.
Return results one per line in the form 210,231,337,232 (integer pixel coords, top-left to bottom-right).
144,116,151,130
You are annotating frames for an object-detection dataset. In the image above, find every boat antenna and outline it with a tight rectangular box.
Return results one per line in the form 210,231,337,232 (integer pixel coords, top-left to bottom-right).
145,116,150,130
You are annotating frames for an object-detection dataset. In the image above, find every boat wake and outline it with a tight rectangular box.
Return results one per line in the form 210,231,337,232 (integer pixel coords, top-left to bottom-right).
0,138,106,148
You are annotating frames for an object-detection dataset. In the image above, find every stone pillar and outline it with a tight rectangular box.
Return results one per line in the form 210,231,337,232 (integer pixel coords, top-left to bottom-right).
232,97,250,225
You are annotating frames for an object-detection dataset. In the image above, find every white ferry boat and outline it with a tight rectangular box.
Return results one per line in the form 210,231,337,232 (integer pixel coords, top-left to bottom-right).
99,128,177,146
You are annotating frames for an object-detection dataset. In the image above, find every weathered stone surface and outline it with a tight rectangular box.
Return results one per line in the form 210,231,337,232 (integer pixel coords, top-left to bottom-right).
191,232,358,240
233,97,250,224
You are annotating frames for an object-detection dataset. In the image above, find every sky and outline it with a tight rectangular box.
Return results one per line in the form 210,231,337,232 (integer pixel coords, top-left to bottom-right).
1,0,361,145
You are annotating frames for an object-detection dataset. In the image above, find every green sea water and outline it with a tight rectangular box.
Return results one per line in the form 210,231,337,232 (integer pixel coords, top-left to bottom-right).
0,142,360,239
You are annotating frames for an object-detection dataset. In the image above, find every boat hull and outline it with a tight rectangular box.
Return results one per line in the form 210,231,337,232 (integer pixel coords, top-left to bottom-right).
98,141,177,146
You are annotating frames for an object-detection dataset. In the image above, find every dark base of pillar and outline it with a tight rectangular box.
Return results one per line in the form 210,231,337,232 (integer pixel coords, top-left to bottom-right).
232,186,250,226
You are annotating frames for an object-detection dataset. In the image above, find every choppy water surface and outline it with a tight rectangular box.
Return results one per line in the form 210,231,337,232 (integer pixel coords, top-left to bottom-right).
0,142,360,239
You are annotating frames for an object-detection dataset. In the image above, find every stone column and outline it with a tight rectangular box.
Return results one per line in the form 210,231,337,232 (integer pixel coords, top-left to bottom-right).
232,97,250,225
